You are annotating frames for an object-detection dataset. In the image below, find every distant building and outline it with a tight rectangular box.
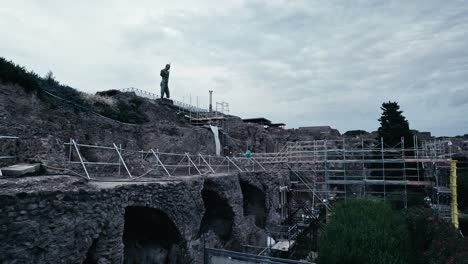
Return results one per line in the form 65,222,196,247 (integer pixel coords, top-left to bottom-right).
243,118,286,129
242,117,272,126
411,130,432,141
268,123,286,129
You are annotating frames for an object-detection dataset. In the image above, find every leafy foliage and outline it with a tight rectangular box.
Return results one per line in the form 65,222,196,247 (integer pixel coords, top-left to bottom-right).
317,199,411,264
377,101,413,147
0,57,40,91
0,57,148,124
95,97,148,124
403,207,468,264
343,130,369,137
96,89,121,97
44,70,59,86
458,169,468,210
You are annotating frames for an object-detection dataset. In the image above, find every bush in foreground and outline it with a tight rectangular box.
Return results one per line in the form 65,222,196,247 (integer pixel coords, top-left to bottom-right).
318,199,411,264
403,207,468,264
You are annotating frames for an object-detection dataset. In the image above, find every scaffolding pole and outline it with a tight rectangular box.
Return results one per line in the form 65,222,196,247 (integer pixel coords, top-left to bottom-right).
450,160,458,229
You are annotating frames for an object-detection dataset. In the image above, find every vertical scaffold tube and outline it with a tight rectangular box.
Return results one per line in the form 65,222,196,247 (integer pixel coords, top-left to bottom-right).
450,160,458,229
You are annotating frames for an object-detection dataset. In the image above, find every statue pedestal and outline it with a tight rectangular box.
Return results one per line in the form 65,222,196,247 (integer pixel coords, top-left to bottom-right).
156,98,174,105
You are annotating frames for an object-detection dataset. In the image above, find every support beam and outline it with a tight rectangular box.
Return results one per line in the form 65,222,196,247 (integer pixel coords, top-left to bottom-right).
71,139,90,179
198,154,215,174
451,160,459,229
185,153,202,175
151,149,171,177
211,157,228,173
227,157,244,172
113,143,132,178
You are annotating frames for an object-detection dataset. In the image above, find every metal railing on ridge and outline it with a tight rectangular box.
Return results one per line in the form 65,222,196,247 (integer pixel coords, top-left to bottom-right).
120,87,228,123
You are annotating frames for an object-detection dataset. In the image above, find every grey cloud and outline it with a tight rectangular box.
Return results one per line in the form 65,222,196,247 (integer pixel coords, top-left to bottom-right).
1,0,468,136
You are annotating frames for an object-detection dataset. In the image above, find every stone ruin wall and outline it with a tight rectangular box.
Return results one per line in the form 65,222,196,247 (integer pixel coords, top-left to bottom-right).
0,171,288,264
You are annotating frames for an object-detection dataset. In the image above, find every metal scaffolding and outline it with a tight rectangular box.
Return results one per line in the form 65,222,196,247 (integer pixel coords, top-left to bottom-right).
62,139,266,180
251,137,454,206
241,137,459,258
56,137,460,228
10,135,460,259
120,87,228,126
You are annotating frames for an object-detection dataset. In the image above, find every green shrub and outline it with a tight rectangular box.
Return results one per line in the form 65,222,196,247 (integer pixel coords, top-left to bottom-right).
403,207,468,264
318,199,411,264
343,130,368,137
0,57,40,91
458,169,468,210
44,71,59,86
94,97,148,124
96,89,121,97
1,57,149,124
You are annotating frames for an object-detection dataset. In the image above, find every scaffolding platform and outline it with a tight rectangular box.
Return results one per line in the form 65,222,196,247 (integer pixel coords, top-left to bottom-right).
189,116,226,126
433,186,451,193
326,179,434,186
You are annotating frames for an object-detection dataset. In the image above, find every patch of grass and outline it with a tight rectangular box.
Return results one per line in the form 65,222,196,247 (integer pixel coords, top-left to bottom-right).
96,89,120,97
81,93,117,107
94,96,148,124
0,57,149,124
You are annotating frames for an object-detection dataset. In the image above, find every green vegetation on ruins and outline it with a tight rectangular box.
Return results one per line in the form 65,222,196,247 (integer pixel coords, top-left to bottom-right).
318,200,468,264
377,101,413,147
343,130,369,137
0,57,148,124
316,102,468,264
318,199,412,264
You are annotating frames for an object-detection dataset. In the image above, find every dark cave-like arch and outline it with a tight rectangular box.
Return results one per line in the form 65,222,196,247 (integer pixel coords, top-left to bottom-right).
123,206,183,264
82,237,98,264
199,188,235,242
240,181,267,228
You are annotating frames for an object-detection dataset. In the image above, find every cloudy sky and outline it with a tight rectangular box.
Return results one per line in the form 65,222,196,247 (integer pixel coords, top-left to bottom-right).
2,0,468,136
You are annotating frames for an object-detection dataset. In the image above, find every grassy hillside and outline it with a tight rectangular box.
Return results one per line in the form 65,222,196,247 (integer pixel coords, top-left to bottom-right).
0,57,148,124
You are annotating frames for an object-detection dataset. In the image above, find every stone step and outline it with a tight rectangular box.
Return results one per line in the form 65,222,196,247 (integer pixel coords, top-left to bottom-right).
0,163,41,177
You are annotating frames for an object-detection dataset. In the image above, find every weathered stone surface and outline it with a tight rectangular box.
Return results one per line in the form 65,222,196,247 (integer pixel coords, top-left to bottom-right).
0,163,41,177
0,172,286,264
0,83,345,172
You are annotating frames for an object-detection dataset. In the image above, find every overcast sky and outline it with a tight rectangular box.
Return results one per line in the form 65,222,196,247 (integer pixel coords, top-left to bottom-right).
2,0,468,136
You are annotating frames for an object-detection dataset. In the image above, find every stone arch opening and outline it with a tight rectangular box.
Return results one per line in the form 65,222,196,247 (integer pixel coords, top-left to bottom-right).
240,181,267,228
199,188,234,242
83,238,98,264
123,206,183,264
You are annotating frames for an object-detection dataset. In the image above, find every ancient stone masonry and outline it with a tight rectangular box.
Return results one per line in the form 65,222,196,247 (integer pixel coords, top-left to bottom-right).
0,171,286,264
0,84,217,166
239,171,288,229
0,83,348,169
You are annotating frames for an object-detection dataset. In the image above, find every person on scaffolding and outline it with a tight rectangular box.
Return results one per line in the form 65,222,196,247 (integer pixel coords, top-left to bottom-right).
160,63,171,99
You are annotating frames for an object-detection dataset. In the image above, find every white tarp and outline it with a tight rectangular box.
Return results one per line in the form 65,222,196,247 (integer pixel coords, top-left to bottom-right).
267,236,276,247
210,125,221,156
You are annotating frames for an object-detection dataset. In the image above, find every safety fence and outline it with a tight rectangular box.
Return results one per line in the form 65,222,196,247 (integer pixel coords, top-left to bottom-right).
204,248,312,264
64,139,266,180
120,87,228,124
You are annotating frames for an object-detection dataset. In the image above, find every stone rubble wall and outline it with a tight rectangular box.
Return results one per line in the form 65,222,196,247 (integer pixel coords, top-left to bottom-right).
0,171,287,264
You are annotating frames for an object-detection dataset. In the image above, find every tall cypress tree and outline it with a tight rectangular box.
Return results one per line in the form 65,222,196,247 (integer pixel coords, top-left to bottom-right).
377,101,413,148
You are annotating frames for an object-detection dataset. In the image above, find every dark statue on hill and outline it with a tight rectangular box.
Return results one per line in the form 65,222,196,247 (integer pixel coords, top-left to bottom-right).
160,64,170,99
